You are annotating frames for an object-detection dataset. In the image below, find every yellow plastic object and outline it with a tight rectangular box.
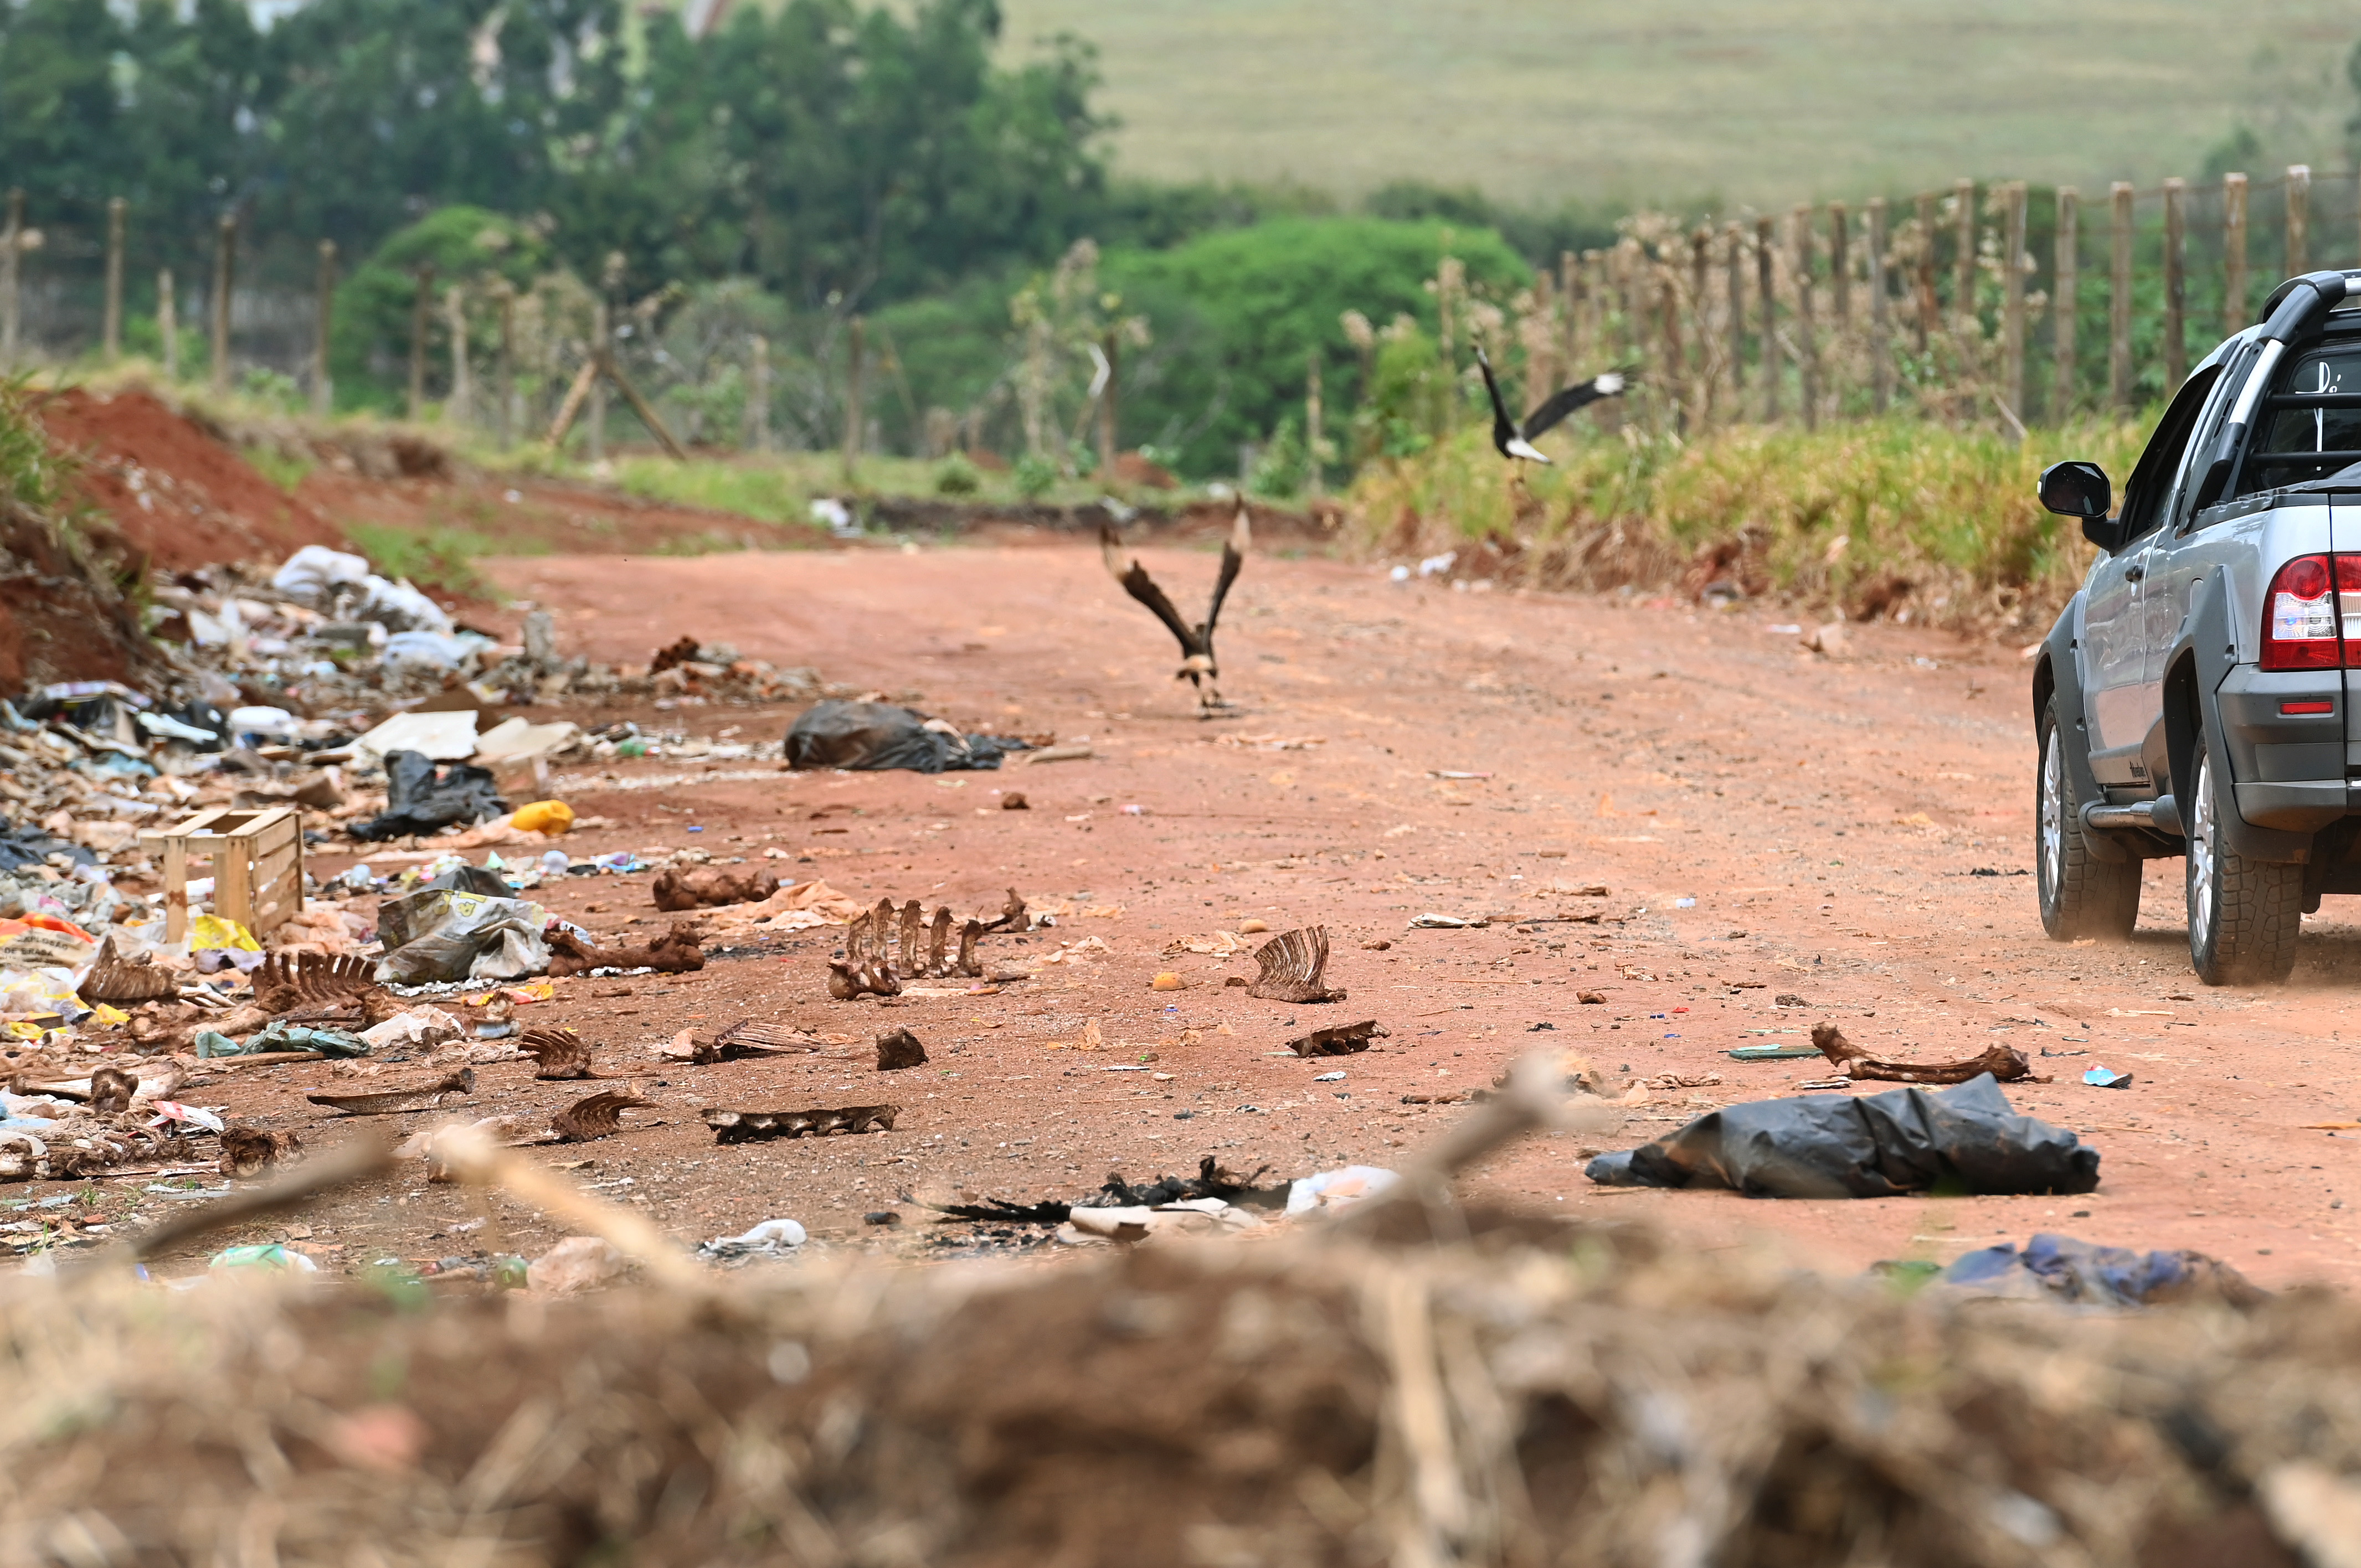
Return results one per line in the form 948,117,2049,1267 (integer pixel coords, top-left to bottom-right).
511,800,575,835
187,914,261,952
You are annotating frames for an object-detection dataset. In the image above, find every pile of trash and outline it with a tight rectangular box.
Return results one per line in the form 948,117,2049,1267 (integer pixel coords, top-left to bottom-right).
2,1196,2349,1565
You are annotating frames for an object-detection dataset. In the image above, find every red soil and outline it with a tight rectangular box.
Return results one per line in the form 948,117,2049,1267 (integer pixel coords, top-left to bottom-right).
37,387,348,573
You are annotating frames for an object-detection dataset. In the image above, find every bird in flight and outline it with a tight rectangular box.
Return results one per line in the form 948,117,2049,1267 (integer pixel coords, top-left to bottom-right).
1100,508,1250,715
1475,346,1628,463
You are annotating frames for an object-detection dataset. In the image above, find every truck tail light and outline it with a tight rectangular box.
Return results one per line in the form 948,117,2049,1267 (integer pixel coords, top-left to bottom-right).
2262,553,2342,669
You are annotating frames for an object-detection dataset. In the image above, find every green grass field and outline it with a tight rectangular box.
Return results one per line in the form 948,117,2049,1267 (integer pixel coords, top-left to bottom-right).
994,0,2358,206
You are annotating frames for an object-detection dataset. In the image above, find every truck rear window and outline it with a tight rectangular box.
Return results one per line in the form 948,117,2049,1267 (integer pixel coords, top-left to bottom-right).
2248,343,2361,491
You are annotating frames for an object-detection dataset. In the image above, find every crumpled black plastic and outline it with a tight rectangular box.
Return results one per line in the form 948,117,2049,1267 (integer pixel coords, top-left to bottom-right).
1585,1074,2100,1199
0,822,95,870
348,749,510,841
1935,1232,2267,1309
784,699,1028,773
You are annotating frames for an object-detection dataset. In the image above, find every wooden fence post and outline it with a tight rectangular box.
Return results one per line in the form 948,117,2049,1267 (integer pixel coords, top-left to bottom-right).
2223,172,2249,333
843,313,866,478
1622,240,1649,369
2002,181,2027,426
1792,204,1820,430
1558,250,1581,372
210,213,236,393
2287,164,2311,277
407,264,435,419
1304,347,1323,498
103,197,126,363
157,268,176,380
2053,188,2079,415
587,298,608,460
1658,270,1685,432
0,188,19,368
1914,190,1937,352
495,285,515,446
444,286,471,427
311,240,335,415
2163,177,2187,390
1725,222,1747,398
1756,215,1779,421
1097,327,1122,476
1527,269,1557,415
1828,200,1851,329
1867,197,1890,413
1689,226,1711,422
2109,182,2134,411
1952,177,1977,327
747,334,771,451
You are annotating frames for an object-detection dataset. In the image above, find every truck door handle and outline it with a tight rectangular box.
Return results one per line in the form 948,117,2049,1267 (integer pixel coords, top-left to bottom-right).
2125,564,2144,582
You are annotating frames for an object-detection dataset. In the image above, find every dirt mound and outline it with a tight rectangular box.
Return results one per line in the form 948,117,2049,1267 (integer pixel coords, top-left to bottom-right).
6,1219,2347,1566
37,386,347,572
0,503,166,695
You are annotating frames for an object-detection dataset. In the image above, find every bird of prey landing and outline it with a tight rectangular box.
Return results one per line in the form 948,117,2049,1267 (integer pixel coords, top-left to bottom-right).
1099,508,1250,715
1475,346,1628,463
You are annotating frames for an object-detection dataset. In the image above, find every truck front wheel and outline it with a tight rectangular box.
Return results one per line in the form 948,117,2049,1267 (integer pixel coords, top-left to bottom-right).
2036,699,2140,940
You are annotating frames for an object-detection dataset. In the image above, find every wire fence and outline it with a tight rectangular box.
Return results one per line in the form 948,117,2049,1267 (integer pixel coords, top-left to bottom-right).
4,162,2361,463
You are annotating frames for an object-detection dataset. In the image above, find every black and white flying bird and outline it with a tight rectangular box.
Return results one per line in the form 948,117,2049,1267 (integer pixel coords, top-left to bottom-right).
1475,346,1628,463
1100,508,1250,714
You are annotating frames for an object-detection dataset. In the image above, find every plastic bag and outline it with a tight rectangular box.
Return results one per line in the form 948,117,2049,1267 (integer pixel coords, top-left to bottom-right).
784,700,1028,773
1935,1232,2267,1309
0,915,96,969
271,545,372,604
349,751,509,842
375,888,549,984
1585,1074,2100,1199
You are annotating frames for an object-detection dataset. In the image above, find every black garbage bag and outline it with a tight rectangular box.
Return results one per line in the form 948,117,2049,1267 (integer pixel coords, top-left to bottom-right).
0,821,94,870
1932,1232,2267,1309
348,750,510,841
1585,1074,2100,1199
785,700,1028,773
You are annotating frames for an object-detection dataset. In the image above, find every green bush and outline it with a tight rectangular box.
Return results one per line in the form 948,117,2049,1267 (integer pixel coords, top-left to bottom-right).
934,454,982,495
1012,452,1061,499
333,207,551,414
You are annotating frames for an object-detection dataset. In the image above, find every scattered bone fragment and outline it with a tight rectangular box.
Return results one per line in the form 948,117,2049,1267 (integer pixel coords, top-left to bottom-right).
982,887,1029,931
1287,1019,1388,1057
875,1028,928,1071
251,951,378,1015
306,1067,476,1117
86,1065,136,1113
218,1125,303,1178
702,1103,899,1142
551,1086,655,1142
521,1027,599,1080
76,935,178,1005
661,1020,820,1064
926,906,950,974
955,919,981,977
1811,1023,2043,1085
547,922,705,978
1247,926,1347,1003
651,865,780,911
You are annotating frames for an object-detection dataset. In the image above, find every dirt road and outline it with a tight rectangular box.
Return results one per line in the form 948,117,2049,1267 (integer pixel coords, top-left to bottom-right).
187,541,2361,1288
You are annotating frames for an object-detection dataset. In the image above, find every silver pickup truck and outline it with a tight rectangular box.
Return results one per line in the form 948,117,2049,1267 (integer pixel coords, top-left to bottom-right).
2035,268,2361,984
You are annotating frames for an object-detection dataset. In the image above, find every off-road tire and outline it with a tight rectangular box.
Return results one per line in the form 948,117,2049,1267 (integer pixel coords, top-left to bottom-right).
2035,699,2140,940
2185,747,2302,985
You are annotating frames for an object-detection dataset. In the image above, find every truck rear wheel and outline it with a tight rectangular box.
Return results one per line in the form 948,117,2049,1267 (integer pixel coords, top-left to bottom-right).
2185,747,2301,985
2036,699,2140,940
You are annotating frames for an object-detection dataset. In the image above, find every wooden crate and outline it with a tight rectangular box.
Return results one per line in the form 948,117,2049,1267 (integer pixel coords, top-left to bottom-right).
139,806,305,942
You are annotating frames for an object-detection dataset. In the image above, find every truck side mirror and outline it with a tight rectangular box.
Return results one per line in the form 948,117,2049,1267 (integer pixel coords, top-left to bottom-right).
2038,460,2112,519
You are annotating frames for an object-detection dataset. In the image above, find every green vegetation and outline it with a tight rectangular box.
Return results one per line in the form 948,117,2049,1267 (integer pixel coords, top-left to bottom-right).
997,0,2358,204
343,523,513,603
1350,414,2157,633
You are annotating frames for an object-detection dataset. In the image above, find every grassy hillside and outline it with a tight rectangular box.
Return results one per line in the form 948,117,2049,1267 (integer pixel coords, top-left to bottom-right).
993,0,2358,205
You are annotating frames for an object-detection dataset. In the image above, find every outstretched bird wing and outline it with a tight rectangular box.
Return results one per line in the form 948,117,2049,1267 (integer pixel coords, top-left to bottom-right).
1520,370,1631,441
1100,525,1204,656
1473,347,1520,458
1203,507,1252,637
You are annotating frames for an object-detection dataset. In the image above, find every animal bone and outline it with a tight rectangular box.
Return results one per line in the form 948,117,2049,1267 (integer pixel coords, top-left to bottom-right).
1812,1023,2044,1085
956,919,981,977
981,887,1028,933
1287,1019,1388,1057
521,1027,599,1080
76,935,178,1005
250,951,378,1015
86,1065,137,1113
661,1019,819,1064
898,900,924,966
306,1067,476,1117
651,865,781,912
702,1103,899,1143
217,1125,303,1178
551,1086,654,1142
1247,926,1347,1003
547,922,705,978
827,907,902,999
875,1027,928,1070
927,906,950,975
